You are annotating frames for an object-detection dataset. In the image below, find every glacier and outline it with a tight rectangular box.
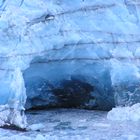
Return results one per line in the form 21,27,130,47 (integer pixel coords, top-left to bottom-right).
0,0,140,128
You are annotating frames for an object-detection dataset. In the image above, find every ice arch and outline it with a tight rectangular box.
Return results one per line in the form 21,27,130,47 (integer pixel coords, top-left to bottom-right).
23,56,115,111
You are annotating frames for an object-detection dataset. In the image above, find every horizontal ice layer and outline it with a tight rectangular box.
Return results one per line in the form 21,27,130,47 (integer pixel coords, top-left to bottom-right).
0,0,140,127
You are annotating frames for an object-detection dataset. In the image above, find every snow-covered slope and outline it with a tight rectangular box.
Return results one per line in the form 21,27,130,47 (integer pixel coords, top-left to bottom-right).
0,0,140,127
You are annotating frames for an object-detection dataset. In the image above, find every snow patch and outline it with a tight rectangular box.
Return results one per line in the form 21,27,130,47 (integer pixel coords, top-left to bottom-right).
28,123,45,131
107,103,140,121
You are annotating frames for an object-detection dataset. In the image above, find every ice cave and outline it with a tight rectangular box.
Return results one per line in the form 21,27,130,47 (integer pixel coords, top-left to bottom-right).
0,0,140,139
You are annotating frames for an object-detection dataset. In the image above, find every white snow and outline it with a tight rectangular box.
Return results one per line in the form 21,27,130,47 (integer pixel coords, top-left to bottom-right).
28,123,45,131
107,103,140,121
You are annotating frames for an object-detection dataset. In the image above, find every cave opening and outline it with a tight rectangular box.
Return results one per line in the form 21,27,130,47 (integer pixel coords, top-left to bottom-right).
24,76,97,111
23,56,115,112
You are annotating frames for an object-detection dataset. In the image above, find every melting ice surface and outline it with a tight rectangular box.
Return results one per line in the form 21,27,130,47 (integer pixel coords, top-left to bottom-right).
0,68,27,128
1,109,140,140
0,0,140,131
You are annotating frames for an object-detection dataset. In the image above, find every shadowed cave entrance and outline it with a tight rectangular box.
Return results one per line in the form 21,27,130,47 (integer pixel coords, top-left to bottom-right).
52,79,94,108
23,58,115,111
24,77,96,110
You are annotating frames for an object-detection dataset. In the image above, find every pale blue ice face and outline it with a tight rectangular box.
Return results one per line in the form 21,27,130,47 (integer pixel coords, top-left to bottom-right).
0,0,139,111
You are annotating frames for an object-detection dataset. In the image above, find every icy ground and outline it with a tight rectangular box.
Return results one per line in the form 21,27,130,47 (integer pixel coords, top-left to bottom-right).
0,0,140,128
0,109,140,140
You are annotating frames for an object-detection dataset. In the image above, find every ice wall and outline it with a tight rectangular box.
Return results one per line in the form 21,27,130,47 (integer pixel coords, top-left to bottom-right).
0,0,140,127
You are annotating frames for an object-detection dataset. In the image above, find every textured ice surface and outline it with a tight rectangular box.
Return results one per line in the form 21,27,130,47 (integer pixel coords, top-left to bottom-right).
0,0,140,127
0,68,27,128
0,109,140,140
108,103,140,121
